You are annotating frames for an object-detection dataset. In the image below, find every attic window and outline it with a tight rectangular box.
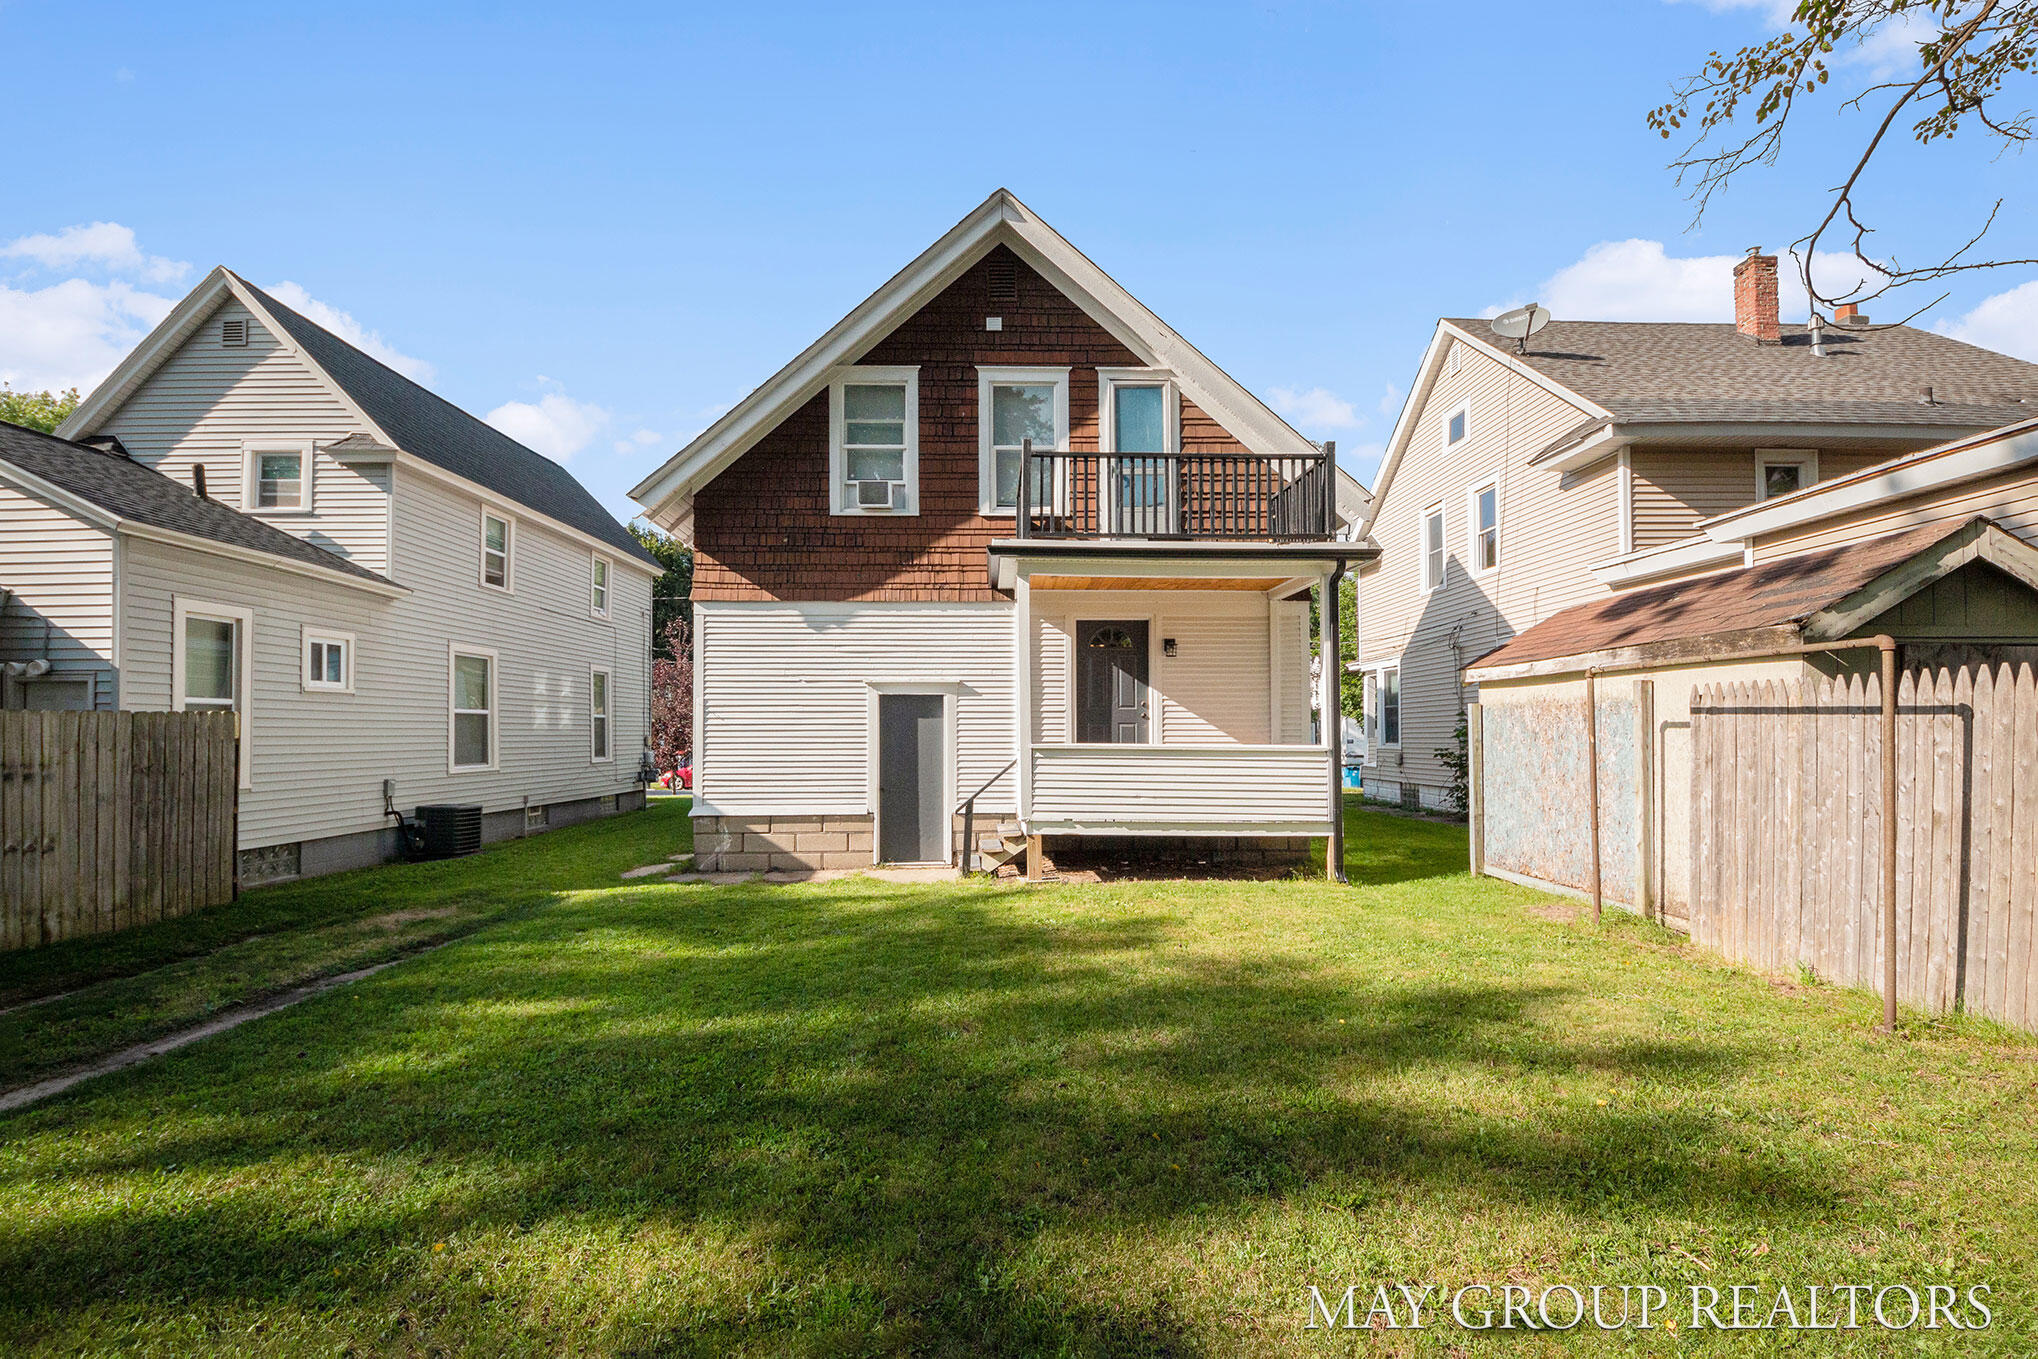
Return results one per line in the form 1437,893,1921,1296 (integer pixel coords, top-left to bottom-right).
988,257,1019,306
221,318,249,347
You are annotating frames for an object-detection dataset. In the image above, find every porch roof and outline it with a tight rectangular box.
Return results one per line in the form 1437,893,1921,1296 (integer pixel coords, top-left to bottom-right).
988,537,1377,591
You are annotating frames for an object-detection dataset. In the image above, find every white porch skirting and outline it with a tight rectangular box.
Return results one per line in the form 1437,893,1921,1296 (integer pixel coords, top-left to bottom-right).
1027,743,1333,834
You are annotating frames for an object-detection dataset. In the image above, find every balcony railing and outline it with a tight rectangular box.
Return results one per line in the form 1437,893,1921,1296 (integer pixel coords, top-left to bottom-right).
1016,440,1336,541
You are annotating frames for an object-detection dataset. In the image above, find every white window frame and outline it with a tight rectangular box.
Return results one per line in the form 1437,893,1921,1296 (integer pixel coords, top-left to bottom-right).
1442,399,1471,449
479,506,515,593
1465,475,1500,577
241,441,313,514
1755,448,1819,500
590,553,611,618
1097,368,1180,534
171,596,254,789
1420,502,1446,593
976,365,1070,516
589,664,613,763
828,365,920,516
301,627,355,694
447,645,500,774
1363,662,1402,751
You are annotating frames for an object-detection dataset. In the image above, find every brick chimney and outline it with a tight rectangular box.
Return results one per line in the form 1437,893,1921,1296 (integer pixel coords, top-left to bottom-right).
1733,247,1781,344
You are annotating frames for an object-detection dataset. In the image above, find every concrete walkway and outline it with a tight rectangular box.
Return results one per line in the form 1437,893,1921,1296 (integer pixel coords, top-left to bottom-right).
0,949,438,1115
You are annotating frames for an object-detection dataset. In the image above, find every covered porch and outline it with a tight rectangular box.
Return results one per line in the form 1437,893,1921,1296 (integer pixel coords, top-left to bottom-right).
989,539,1376,875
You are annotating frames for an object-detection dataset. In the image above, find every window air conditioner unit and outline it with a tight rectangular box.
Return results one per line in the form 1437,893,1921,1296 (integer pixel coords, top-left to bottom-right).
854,480,899,509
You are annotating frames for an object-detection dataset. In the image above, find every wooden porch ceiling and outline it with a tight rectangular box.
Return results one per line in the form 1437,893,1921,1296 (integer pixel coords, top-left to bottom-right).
1029,576,1283,591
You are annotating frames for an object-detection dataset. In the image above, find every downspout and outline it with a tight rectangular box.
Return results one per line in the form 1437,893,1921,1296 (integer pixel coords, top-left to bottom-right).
1326,557,1348,884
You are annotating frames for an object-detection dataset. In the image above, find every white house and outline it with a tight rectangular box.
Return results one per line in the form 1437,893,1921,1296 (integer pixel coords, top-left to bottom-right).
0,268,659,883
629,191,1373,877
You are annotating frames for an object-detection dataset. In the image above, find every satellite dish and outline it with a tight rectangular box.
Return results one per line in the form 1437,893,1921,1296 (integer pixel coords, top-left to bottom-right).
1490,303,1551,352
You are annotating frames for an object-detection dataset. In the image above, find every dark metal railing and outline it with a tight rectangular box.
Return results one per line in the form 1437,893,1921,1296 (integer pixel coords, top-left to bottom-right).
1015,439,1336,540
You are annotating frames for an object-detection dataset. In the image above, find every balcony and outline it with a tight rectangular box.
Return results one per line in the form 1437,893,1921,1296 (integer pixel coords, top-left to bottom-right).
1016,442,1337,541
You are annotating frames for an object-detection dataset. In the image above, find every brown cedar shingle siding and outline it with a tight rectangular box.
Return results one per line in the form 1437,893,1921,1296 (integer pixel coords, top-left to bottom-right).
691,246,1253,601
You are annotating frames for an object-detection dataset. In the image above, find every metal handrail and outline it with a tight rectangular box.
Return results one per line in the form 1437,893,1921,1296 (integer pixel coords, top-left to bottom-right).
955,757,1019,875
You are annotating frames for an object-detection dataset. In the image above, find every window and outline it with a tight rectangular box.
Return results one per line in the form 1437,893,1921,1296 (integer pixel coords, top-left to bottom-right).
1756,449,1818,500
1098,369,1179,534
172,597,253,788
1444,401,1470,448
828,366,919,514
591,554,610,617
302,628,354,693
590,666,612,761
1421,504,1445,591
242,443,311,512
449,648,497,772
977,367,1069,514
1365,665,1401,749
480,509,513,590
1467,477,1499,574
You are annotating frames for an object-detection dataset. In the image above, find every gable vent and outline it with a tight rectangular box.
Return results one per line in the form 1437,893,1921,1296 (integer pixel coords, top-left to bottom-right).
987,256,1018,306
221,317,249,347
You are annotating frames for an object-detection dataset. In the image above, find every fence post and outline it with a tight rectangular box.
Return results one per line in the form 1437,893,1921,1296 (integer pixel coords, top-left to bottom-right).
1635,679,1655,921
1585,670,1602,924
1879,640,1899,1032
1466,701,1484,876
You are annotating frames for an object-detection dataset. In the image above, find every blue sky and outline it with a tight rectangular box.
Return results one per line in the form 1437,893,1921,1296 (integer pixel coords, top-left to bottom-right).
5,0,2035,520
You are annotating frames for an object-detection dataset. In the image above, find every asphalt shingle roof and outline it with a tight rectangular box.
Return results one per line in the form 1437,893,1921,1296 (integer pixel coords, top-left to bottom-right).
238,278,658,567
1446,318,2038,432
1467,517,1982,671
0,420,396,586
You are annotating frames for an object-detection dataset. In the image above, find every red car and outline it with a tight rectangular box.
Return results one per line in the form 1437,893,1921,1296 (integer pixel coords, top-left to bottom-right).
661,757,693,791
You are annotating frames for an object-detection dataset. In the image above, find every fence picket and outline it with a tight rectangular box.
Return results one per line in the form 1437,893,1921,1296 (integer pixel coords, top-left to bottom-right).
0,711,236,951
2015,665,2038,1032
1965,666,1995,1016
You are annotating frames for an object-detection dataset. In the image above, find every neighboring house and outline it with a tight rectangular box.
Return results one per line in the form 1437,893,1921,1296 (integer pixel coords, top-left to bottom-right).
631,190,1374,875
1354,249,2038,810
0,267,659,883
1464,415,2038,920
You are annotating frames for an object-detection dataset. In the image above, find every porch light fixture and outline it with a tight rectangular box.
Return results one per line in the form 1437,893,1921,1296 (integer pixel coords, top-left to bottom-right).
1163,637,1178,656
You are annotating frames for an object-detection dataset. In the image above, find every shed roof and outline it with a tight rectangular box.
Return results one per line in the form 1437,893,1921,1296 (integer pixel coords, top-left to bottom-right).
1465,517,1998,674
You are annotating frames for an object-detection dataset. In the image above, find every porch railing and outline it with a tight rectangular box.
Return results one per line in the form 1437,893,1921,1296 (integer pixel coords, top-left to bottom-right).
1016,440,1336,540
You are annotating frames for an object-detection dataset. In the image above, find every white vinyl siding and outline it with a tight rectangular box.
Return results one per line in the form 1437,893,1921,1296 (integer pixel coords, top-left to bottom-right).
693,602,1014,816
0,479,117,708
97,298,394,573
1357,338,1618,795
1029,745,1332,829
1026,589,1312,746
116,466,654,851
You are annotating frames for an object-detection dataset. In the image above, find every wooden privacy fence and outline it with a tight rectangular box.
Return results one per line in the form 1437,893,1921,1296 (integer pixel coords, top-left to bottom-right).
1,710,238,950
1690,664,2038,1029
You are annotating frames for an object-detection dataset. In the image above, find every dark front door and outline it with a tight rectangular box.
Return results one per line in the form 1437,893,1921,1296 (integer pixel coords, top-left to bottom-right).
877,693,947,863
1076,620,1150,743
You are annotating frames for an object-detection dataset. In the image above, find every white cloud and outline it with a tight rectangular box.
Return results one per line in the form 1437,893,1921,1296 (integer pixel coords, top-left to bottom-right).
1,222,188,284
0,277,176,394
1936,279,2038,363
612,427,663,455
1269,384,1360,432
1489,239,1888,324
261,281,435,383
1667,0,1940,74
487,387,610,462
1341,441,1388,491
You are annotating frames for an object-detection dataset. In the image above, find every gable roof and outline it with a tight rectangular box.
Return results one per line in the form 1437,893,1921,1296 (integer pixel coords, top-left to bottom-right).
1464,516,2038,678
61,269,656,569
1361,316,2038,537
0,420,401,592
629,189,1322,535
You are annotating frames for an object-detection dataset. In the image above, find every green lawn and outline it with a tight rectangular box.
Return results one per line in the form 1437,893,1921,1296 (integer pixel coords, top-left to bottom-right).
3,798,2036,1356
